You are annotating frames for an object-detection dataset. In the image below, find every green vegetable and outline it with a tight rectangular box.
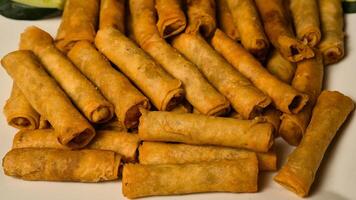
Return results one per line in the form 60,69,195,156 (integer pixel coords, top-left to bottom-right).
12,0,64,9
343,0,356,13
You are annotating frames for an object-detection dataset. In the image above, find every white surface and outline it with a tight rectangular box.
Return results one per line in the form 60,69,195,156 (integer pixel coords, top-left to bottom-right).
0,14,355,200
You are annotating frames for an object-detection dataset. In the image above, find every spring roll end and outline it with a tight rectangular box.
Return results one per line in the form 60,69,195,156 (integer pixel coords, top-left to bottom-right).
60,128,96,149
323,47,344,65
274,167,308,197
279,117,303,146
8,117,35,130
161,88,185,111
288,94,309,114
90,104,114,124
124,100,150,129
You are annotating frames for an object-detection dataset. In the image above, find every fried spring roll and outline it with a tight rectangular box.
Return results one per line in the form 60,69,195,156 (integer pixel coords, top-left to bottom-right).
3,84,40,130
3,148,121,182
1,51,95,148
55,0,99,53
99,0,125,31
68,41,149,129
185,0,216,37
290,0,321,47
139,110,274,152
12,129,139,161
216,0,240,41
318,0,344,65
255,0,314,62
95,28,184,111
21,26,114,124
279,52,324,146
172,33,271,119
130,0,230,116
139,142,276,171
155,0,186,38
123,159,258,198
266,50,296,83
211,29,309,114
274,91,354,197
226,0,269,60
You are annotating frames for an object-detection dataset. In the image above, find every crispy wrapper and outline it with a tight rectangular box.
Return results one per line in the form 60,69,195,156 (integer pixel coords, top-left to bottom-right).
274,91,354,197
172,33,271,119
185,0,216,37
290,0,321,47
139,142,276,171
95,27,184,111
216,0,240,41
1,51,95,148
156,0,186,38
68,41,149,129
3,84,39,130
130,0,230,116
211,29,309,114
12,129,139,162
99,0,125,31
279,52,324,146
38,116,51,129
266,50,296,83
226,0,269,60
139,110,274,152
123,159,258,198
3,148,121,182
55,0,99,53
255,0,314,62
318,0,344,65
21,26,114,124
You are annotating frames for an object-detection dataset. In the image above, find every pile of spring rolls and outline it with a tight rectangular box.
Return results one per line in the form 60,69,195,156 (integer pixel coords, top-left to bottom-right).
1,0,354,198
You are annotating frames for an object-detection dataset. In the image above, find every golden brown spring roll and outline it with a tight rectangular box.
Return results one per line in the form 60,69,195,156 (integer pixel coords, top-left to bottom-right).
226,0,269,60
139,142,277,171
68,41,149,129
139,110,274,152
266,50,296,83
3,148,121,182
172,33,271,119
274,91,354,197
12,129,139,162
130,0,230,116
99,0,125,32
290,0,321,47
255,0,314,62
20,26,114,124
123,159,258,198
3,84,40,130
318,0,344,65
216,0,240,41
185,0,216,37
55,0,99,53
1,51,95,148
211,29,309,114
279,52,324,146
155,0,186,38
95,28,184,111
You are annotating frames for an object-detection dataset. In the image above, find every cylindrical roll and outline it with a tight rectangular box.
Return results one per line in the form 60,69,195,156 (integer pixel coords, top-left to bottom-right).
226,0,269,60
139,110,274,152
211,29,309,114
266,50,296,83
274,91,354,197
68,41,149,129
129,0,230,116
20,26,114,124
3,148,121,182
279,52,324,146
318,0,344,65
3,83,40,130
139,142,276,171
55,0,99,53
95,27,184,111
122,159,258,198
155,0,186,38
290,0,321,47
255,0,314,62
216,0,240,41
185,0,216,37
1,51,95,148
172,32,271,119
99,0,125,31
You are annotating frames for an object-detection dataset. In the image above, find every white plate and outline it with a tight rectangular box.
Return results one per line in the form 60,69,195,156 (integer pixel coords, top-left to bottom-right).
0,14,355,200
